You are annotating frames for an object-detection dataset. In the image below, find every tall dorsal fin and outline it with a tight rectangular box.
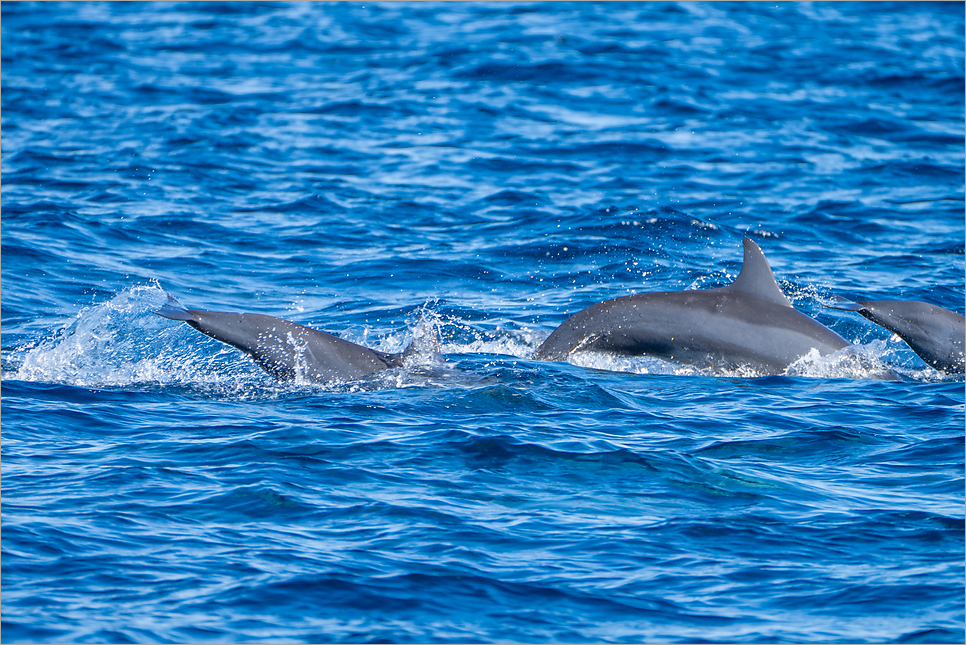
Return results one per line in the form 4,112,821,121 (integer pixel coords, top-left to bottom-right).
726,238,793,307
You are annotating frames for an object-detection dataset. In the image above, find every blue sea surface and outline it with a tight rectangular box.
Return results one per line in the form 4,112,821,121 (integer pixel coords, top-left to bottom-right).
2,2,964,643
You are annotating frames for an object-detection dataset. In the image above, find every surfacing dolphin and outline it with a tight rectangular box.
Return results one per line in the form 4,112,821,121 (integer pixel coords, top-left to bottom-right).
156,294,414,382
829,297,965,374
533,238,852,375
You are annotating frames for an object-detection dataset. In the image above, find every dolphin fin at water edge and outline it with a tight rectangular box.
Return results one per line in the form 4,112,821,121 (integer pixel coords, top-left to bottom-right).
156,294,412,382
828,296,965,374
533,238,852,375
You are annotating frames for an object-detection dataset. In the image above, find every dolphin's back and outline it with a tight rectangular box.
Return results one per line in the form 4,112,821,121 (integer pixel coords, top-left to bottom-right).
533,288,847,372
853,300,965,374
533,238,849,374
157,296,403,382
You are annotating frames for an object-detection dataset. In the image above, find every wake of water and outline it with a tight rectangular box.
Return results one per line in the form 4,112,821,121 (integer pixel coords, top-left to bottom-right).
6,283,953,395
2,3,962,643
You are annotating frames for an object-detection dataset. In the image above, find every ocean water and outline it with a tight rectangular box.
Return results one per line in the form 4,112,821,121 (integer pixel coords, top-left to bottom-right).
2,2,964,643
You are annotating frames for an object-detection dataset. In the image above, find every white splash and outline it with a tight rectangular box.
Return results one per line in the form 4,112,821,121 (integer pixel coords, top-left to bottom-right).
784,341,900,380
567,351,769,379
8,288,948,390
553,340,914,381
10,283,269,390
443,331,539,360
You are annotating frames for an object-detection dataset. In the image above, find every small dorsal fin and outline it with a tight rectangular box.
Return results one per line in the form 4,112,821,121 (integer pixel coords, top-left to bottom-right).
727,238,793,307
155,292,197,322
825,295,865,312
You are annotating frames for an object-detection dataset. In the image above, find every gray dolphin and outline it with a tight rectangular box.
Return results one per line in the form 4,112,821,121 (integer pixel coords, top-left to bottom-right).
155,294,412,382
828,297,965,374
532,238,851,375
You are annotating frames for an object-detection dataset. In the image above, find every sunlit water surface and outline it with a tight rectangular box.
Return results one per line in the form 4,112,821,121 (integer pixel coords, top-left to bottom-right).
2,2,964,643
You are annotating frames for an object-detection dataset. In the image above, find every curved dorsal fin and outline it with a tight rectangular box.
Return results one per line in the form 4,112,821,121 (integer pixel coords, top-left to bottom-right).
727,238,793,307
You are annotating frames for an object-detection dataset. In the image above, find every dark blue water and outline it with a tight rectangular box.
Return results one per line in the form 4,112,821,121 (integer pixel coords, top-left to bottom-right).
2,2,964,643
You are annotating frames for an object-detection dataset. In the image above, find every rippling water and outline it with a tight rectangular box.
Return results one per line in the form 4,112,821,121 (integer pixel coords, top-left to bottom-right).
2,2,964,643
